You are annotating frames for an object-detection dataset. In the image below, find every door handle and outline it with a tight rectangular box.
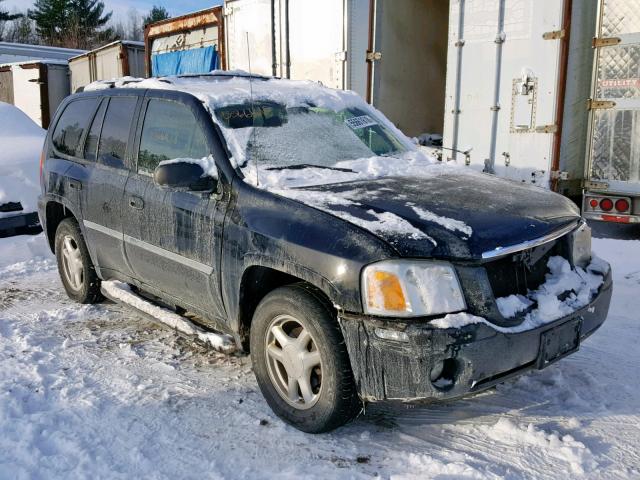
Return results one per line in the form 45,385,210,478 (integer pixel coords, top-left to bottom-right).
129,196,144,210
68,180,81,190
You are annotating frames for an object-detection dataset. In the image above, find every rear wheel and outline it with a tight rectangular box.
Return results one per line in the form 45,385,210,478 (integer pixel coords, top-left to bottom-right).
250,284,360,433
54,218,103,304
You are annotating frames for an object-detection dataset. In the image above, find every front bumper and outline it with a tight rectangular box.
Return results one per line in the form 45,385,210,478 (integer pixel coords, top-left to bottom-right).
340,267,613,402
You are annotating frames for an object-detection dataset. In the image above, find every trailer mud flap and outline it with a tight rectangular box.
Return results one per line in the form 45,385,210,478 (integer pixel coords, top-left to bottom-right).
537,317,582,369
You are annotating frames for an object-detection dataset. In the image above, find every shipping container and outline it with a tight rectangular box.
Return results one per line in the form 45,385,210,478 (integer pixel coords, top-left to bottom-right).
144,7,226,77
68,40,145,93
224,0,448,138
0,60,70,128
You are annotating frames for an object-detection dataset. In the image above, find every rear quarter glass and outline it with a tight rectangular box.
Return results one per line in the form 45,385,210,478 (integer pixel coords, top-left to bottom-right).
51,98,99,157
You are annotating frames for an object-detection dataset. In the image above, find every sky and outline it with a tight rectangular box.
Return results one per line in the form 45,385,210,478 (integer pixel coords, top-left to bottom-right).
2,0,223,23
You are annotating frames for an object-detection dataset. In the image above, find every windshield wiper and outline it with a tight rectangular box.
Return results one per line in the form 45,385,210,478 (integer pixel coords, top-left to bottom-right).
265,164,356,173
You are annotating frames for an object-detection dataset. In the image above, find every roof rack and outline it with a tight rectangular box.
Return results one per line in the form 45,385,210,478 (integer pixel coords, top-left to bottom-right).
173,71,274,81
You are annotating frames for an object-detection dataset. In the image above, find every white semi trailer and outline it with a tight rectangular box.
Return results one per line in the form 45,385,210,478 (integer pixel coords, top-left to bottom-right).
443,0,639,225
220,0,640,224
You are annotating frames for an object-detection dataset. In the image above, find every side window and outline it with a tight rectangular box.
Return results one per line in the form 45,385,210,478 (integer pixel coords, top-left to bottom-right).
83,99,107,162
52,98,98,156
97,97,138,168
138,99,209,175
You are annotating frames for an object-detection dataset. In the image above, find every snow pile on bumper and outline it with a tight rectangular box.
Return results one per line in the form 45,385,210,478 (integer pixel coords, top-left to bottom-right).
432,255,609,333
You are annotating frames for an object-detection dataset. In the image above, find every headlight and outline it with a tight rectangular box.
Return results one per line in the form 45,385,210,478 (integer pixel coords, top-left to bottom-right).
569,221,591,269
361,260,466,317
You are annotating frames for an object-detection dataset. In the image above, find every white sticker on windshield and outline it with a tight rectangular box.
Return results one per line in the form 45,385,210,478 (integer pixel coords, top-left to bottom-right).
345,115,378,130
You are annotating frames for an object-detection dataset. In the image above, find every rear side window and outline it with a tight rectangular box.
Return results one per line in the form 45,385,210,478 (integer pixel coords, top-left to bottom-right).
83,99,107,162
138,99,209,174
97,97,138,168
52,98,98,156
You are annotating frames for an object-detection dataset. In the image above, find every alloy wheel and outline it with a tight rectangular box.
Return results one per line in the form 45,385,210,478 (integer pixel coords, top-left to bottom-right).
265,314,323,410
60,235,84,291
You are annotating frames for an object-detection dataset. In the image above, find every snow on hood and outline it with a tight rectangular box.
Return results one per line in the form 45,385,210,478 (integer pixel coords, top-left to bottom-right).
0,102,45,215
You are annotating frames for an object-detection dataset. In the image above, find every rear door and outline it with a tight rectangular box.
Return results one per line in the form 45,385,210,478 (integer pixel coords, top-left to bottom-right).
80,94,140,278
122,94,226,319
587,0,640,194
49,96,100,220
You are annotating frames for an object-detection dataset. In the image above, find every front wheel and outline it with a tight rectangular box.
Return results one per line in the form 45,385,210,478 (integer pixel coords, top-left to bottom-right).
250,284,360,433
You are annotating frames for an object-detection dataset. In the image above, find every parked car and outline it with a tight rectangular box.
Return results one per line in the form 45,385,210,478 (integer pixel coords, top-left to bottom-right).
38,73,612,433
0,101,44,237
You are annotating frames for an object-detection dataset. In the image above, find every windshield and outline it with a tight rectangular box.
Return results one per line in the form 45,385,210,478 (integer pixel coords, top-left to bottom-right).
215,103,408,171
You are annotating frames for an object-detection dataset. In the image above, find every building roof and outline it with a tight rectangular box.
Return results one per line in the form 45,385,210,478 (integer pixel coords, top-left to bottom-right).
0,42,86,64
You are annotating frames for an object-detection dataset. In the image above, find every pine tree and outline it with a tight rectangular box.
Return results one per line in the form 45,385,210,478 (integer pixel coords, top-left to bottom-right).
29,0,114,49
143,5,169,26
28,0,67,44
0,0,22,22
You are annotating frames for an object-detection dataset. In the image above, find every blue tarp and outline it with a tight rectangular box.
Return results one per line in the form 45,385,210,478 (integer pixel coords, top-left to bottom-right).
151,46,218,76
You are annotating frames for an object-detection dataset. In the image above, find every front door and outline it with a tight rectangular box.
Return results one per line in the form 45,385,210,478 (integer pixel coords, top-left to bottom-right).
122,95,226,319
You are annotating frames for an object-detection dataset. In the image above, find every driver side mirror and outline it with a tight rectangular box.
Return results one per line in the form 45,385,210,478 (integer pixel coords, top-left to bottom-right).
154,161,217,191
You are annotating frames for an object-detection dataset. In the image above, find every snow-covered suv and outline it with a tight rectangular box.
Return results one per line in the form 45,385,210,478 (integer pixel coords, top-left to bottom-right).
38,72,612,433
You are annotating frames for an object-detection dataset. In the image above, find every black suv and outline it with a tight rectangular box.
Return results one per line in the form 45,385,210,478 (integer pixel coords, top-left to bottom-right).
39,73,612,433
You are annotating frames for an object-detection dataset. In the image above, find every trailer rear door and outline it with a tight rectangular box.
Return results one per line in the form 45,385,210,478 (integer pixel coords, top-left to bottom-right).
587,0,640,194
287,0,346,89
12,64,44,127
443,0,567,187
225,0,275,76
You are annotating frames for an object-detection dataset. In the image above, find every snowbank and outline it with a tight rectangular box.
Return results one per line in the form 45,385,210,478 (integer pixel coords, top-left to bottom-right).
0,233,53,273
0,102,45,216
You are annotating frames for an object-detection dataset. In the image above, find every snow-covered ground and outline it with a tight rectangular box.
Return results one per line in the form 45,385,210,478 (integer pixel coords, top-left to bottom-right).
0,231,639,479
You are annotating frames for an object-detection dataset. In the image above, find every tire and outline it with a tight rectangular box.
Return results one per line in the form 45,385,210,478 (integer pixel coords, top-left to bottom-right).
54,217,103,304
250,284,360,433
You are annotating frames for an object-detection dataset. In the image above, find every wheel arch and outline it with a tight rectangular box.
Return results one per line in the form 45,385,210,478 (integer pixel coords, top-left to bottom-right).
44,199,80,253
235,258,340,350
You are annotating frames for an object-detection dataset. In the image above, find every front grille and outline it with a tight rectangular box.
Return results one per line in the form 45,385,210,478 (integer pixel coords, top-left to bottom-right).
0,202,23,213
484,239,561,298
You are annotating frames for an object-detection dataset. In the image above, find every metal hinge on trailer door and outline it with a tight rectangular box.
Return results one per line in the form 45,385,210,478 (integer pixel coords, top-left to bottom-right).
583,180,609,191
593,37,621,48
542,30,565,40
588,99,616,110
366,51,382,62
550,170,569,180
535,124,558,134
